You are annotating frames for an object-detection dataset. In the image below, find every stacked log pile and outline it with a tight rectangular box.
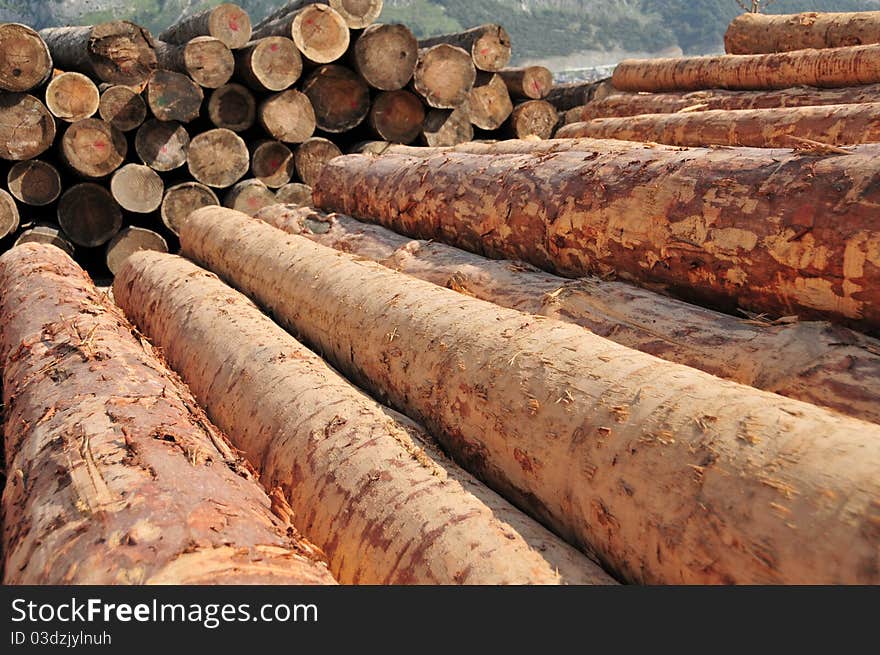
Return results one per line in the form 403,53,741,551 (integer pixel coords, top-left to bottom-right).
0,4,558,276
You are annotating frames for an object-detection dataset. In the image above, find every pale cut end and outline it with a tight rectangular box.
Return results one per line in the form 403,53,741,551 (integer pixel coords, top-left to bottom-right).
147,69,204,123
111,164,165,214
99,85,147,131
331,0,384,29
302,65,371,133
7,160,62,206
45,72,100,122
466,73,513,130
161,182,219,235
259,89,316,143
422,106,473,147
61,118,128,179
57,183,123,247
414,45,476,109
13,224,75,256
0,93,56,160
0,189,20,240
135,119,190,172
274,183,313,206
88,21,158,86
240,37,302,91
252,141,295,188
188,128,250,188
509,100,559,139
471,25,512,72
208,83,256,131
184,36,235,88
223,179,277,216
106,226,169,275
292,5,350,64
208,3,253,49
370,90,425,144
354,23,418,91
294,138,343,188
0,23,52,92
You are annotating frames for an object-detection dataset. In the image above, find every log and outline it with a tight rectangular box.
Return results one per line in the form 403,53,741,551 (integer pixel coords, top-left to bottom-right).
0,23,52,92
301,65,371,133
294,137,342,187
252,5,350,65
557,103,880,148
115,243,613,585
313,144,880,333
98,84,147,131
274,182,312,205
234,37,301,92
135,119,190,171
499,66,553,100
421,106,472,146
110,163,165,213
155,37,234,88
256,0,383,31
7,160,62,206
507,100,558,139
57,183,122,247
369,90,425,144
563,84,880,124
223,178,277,216
60,118,127,179
45,71,99,122
0,93,56,160
207,82,256,131
544,78,613,111
251,140,295,188
12,224,74,256
146,69,204,123
0,243,336,585
158,3,252,50
466,73,513,130
181,207,880,585
613,44,880,93
419,24,511,72
353,23,418,91
412,44,476,109
260,203,880,426
39,21,157,86
258,89,315,143
0,189,19,240
187,128,250,188
726,11,880,55
351,136,656,158
105,226,169,274
161,181,219,235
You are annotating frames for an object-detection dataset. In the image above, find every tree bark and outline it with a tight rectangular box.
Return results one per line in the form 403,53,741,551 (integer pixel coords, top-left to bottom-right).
56,183,122,247
313,144,880,335
40,21,157,86
60,118,128,179
105,226,168,274
274,182,312,205
135,119,190,171
507,100,558,139
7,160,61,206
544,78,613,111
0,189,19,240
187,128,250,188
208,82,256,131
0,243,336,585
223,178,277,216
251,5,350,65
160,181,218,235
0,93,55,160
98,84,147,132
420,106,472,146
255,0,383,31
259,203,880,427
251,140,295,188
557,102,880,147
412,44,476,109
726,11,880,55
369,90,425,144
499,66,553,100
301,65,370,133
234,36,301,92
563,84,880,124
418,24,511,72
258,89,316,143
110,163,165,214
352,23,418,91
146,69,204,123
294,137,342,187
116,242,614,585
158,3,252,50
613,44,880,92
155,37,234,89
466,73,513,130
180,207,880,585
0,23,52,92
12,224,74,256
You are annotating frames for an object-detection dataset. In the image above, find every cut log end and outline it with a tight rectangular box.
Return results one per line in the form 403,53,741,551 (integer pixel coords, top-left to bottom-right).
466,73,513,130
106,226,169,274
13,224,75,256
46,71,100,122
413,44,476,109
110,164,165,213
470,25,512,72
135,119,190,172
500,66,553,100
259,89,316,143
354,23,419,91
274,182,313,206
174,36,235,88
147,69,204,123
0,93,56,160
421,106,473,147
0,189,20,240
161,182,219,235
252,140,295,188
295,138,343,188
208,3,253,49
508,100,558,139
292,5,350,64
61,118,128,179
236,37,302,92
330,0,384,29
208,83,256,131
223,179,277,216
99,84,148,131
188,128,250,188
7,160,62,206
0,23,52,92
369,90,425,144
57,183,123,247
302,65,370,133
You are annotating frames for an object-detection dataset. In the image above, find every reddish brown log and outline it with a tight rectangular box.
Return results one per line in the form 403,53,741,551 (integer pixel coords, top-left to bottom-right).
158,3,252,50
251,140,295,188
60,118,127,179
499,66,553,100
466,73,513,130
187,128,250,188
110,163,165,214
301,65,371,133
252,5,350,64
7,160,61,207
207,82,256,131
234,37,301,92
258,89,316,143
412,44,476,109
507,100,558,139
369,90,425,144
420,106,472,146
160,181,219,235
223,178,277,216
294,137,342,187
726,11,880,55
0,243,336,585
135,119,190,172
419,24,511,72
353,23,418,91
155,37,234,88
98,84,147,131
0,93,56,160
314,142,880,334
0,23,52,92
146,69,204,123
57,183,122,247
